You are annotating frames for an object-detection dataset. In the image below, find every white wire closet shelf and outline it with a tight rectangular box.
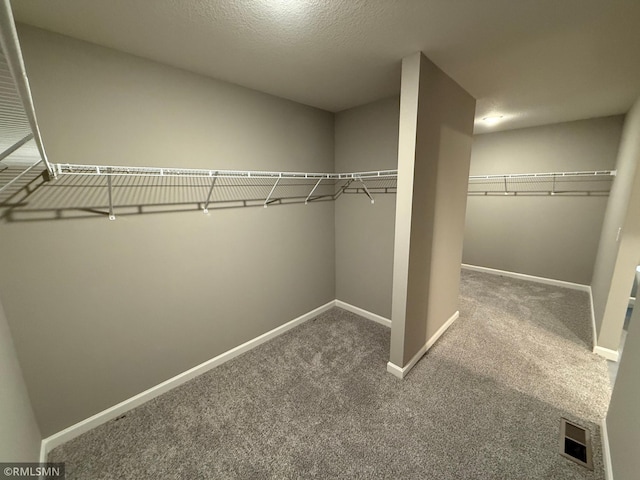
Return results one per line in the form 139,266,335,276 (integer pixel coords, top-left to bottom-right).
468,169,617,196
0,1,51,195
3,163,620,222
47,162,399,220
52,163,398,180
0,143,43,196
0,10,618,220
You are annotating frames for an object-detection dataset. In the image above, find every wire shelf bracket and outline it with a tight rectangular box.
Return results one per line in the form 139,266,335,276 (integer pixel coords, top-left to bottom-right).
305,178,323,205
106,172,115,221
264,176,281,208
357,178,375,204
203,171,218,214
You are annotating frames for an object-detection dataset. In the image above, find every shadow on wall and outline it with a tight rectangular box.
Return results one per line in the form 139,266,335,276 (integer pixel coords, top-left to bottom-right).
0,168,397,222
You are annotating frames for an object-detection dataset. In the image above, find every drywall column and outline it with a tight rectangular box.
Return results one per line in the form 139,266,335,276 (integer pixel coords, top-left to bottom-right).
592,96,640,358
606,267,640,480
0,296,41,461
388,52,475,378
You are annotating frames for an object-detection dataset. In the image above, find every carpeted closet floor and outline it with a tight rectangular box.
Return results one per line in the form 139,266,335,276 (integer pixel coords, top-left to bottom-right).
49,270,611,479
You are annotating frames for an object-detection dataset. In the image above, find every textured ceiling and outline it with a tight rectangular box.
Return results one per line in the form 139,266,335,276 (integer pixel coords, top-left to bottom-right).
11,0,640,133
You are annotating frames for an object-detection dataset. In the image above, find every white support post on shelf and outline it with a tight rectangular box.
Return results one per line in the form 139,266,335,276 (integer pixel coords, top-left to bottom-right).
264,176,281,208
106,172,115,221
203,172,218,214
305,177,323,205
358,178,375,204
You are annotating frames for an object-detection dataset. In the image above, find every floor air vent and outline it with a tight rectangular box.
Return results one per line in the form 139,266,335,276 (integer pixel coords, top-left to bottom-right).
560,418,593,470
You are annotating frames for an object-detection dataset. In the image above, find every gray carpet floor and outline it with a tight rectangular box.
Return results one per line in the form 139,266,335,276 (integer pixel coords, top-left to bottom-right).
49,270,611,479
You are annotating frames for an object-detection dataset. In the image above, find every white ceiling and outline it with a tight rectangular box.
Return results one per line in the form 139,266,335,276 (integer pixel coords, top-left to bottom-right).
11,0,640,133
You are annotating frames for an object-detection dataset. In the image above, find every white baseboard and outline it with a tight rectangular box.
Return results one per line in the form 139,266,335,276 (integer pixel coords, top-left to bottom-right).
386,361,404,378
39,300,336,461
594,345,619,362
425,310,460,354
387,310,459,379
335,300,392,328
601,417,614,480
461,264,590,292
387,346,428,379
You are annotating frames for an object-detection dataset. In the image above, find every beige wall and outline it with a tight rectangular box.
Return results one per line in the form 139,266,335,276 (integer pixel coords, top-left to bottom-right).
0,25,335,436
390,52,475,367
607,271,640,480
464,116,624,285
0,296,41,461
592,97,640,350
334,97,399,318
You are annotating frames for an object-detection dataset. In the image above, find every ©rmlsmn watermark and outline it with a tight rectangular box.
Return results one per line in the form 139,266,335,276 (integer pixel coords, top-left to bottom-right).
1,463,65,479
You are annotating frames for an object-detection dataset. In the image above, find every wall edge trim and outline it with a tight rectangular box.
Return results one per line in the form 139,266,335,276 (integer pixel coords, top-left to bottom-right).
386,310,459,379
601,417,614,480
335,300,392,328
461,264,590,292
39,300,336,459
589,286,598,351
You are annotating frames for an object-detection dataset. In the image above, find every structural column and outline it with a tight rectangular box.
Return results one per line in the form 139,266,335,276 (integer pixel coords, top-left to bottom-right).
591,95,640,359
388,52,475,378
